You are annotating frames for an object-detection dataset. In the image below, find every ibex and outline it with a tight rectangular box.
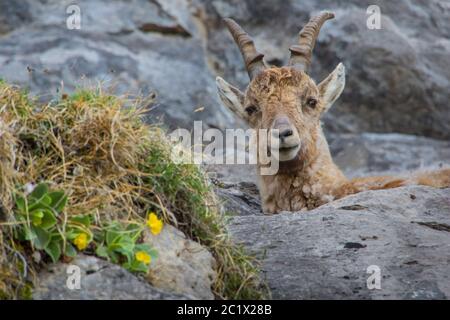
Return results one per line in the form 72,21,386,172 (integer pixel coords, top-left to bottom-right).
216,12,450,214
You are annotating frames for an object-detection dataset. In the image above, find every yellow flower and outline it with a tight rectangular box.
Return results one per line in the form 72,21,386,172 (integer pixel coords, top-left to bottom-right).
146,212,163,235
135,251,151,265
73,233,89,251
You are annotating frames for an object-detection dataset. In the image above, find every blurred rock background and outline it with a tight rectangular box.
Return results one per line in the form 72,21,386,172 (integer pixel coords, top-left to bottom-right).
0,0,449,178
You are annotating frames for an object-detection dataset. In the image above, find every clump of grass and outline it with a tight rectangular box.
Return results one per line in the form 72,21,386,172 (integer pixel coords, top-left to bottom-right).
0,82,268,299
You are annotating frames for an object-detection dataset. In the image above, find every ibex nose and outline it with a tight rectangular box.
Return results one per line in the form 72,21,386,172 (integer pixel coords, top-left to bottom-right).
280,128,293,138
272,116,294,141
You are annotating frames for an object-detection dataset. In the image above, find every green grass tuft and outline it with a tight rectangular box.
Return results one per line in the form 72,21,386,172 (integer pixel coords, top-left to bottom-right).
0,82,268,300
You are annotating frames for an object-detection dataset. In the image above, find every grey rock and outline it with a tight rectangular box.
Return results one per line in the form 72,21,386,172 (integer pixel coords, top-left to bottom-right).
0,1,32,35
228,186,450,299
0,0,234,130
214,180,262,216
33,254,192,300
328,133,450,178
144,224,217,300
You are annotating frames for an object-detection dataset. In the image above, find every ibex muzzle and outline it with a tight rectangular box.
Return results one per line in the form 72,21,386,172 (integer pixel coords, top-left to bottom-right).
270,115,301,162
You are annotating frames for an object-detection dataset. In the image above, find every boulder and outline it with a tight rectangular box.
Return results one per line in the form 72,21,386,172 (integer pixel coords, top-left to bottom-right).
33,254,192,300
228,186,450,299
144,224,217,300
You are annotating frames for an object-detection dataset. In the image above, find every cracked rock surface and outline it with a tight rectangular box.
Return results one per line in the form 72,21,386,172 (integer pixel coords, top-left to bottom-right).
33,254,192,300
227,186,450,299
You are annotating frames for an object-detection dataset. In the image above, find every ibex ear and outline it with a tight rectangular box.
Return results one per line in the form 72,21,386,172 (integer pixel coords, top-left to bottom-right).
216,77,247,120
318,63,345,113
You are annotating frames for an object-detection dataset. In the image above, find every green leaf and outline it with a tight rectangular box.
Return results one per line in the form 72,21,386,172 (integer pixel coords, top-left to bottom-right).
124,260,149,273
23,225,36,241
126,223,142,242
95,245,109,258
31,210,44,226
109,235,134,253
93,229,105,243
28,197,55,212
15,195,26,213
41,195,52,206
45,241,61,263
48,191,67,213
29,183,48,201
39,209,57,229
120,249,134,263
28,202,48,212
15,224,33,241
65,224,91,241
106,229,121,246
64,243,77,258
70,215,91,228
32,227,51,250
108,251,120,264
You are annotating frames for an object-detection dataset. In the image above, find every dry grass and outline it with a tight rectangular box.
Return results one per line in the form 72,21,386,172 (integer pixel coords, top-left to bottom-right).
0,81,268,299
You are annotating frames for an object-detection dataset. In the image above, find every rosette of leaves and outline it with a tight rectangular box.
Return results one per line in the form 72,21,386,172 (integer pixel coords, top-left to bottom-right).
13,183,73,262
95,221,157,273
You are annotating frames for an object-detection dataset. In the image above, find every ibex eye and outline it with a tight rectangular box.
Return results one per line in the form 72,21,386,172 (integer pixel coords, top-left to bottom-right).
307,98,317,108
245,105,258,115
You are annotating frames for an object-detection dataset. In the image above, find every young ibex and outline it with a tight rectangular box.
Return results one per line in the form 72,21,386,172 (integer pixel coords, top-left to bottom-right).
216,12,450,214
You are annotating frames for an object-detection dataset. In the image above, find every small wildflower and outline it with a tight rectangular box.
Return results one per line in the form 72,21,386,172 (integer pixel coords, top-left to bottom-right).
73,233,89,250
135,251,151,265
146,212,163,235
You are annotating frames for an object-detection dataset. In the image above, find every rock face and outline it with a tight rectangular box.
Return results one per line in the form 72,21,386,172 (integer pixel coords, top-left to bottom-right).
144,224,217,300
228,186,450,299
215,131,450,299
215,180,262,216
0,0,235,130
1,0,450,138
328,133,450,178
33,254,191,300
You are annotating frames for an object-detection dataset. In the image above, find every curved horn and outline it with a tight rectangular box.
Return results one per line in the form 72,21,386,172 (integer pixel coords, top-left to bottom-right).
223,18,266,79
289,11,335,72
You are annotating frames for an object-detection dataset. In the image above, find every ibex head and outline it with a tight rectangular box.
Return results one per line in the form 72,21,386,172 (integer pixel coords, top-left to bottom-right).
216,12,345,166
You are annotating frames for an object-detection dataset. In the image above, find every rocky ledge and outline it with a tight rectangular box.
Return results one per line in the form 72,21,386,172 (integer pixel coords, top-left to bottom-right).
226,185,450,299
33,254,192,300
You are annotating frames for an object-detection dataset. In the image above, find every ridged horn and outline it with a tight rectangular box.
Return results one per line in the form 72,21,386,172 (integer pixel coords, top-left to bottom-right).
289,11,335,72
223,18,266,79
